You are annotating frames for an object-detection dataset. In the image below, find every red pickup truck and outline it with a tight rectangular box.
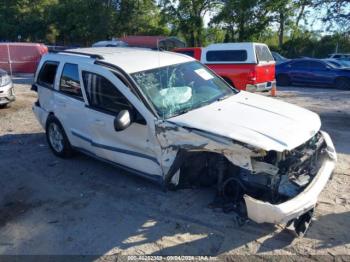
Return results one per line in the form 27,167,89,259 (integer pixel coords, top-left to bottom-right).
174,43,276,92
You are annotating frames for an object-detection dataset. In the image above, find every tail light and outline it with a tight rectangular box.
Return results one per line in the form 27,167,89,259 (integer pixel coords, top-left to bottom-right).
248,70,257,83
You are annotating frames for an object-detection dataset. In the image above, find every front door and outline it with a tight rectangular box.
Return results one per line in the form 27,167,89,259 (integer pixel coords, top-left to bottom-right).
77,65,162,182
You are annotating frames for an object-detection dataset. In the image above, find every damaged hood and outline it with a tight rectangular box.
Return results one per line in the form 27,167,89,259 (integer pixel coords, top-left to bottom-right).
168,91,321,152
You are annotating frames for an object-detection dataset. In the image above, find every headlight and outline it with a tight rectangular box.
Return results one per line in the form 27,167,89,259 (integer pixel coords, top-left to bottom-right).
0,74,11,87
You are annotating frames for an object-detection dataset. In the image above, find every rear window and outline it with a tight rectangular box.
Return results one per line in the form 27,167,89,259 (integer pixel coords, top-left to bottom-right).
176,50,195,58
206,50,247,62
255,45,273,63
37,61,59,88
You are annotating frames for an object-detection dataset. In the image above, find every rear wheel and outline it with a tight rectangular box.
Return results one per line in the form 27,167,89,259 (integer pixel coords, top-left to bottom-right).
276,74,291,86
335,77,350,90
46,116,73,158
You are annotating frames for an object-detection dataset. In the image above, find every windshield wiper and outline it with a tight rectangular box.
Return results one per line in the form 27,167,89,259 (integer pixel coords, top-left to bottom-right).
217,93,232,101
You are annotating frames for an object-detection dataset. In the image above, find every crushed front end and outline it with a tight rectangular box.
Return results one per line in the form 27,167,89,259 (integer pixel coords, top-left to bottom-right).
244,131,336,234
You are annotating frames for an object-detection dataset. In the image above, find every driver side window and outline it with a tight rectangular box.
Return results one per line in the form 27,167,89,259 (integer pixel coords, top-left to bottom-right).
82,71,132,114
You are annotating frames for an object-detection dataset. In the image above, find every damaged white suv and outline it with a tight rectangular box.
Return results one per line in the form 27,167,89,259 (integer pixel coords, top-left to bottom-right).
32,48,336,236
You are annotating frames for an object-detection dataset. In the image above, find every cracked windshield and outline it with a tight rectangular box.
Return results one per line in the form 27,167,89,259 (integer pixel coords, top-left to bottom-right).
132,61,237,118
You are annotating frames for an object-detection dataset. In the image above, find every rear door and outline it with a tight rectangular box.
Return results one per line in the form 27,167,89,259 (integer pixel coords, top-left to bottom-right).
78,64,162,181
53,62,91,151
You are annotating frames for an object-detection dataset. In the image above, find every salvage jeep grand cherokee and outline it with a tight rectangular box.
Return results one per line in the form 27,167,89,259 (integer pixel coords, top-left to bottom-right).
32,48,336,236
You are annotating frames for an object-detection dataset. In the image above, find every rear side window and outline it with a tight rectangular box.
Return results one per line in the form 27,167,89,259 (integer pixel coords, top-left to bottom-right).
255,45,273,62
206,50,247,62
59,63,82,99
290,61,306,69
306,61,326,69
37,61,59,88
82,72,132,114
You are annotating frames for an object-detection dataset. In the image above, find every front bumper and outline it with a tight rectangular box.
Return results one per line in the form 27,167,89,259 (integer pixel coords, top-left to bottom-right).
246,80,276,92
244,131,336,224
0,82,15,105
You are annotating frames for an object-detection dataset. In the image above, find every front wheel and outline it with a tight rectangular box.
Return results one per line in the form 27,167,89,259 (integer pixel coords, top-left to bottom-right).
46,116,73,158
335,78,350,90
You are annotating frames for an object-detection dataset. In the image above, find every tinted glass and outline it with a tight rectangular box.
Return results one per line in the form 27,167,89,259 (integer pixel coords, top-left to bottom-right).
59,63,82,98
132,61,237,119
37,61,58,88
290,61,307,69
206,50,247,62
82,72,132,114
307,61,326,69
255,45,274,62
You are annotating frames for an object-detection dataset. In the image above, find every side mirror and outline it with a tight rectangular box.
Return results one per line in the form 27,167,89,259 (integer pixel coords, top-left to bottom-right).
114,110,132,131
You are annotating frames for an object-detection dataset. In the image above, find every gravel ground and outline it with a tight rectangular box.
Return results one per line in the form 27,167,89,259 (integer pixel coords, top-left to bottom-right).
0,78,349,257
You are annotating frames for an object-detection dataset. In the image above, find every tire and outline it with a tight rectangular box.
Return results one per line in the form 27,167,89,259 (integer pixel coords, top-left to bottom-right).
46,116,73,158
276,74,291,86
0,103,8,109
335,78,350,90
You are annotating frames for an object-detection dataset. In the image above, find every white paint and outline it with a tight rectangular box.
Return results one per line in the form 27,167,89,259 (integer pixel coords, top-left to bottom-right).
194,68,214,80
201,42,275,65
169,91,321,152
61,47,195,73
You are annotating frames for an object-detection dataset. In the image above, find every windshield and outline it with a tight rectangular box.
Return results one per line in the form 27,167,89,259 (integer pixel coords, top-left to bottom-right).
131,61,238,118
326,60,342,68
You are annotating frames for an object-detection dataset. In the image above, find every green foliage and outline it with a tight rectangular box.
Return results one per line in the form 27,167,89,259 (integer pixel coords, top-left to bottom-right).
0,0,349,58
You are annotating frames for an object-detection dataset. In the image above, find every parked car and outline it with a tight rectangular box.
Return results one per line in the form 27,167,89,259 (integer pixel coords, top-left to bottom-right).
276,58,350,89
32,48,336,236
174,43,276,92
329,53,350,61
271,51,289,65
324,58,350,68
0,43,48,74
0,69,15,107
92,40,128,47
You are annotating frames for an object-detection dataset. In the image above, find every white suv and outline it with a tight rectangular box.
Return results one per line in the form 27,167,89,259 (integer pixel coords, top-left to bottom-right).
33,48,336,236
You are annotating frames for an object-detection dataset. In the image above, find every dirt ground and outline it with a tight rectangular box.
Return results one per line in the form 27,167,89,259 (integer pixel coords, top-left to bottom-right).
0,78,349,258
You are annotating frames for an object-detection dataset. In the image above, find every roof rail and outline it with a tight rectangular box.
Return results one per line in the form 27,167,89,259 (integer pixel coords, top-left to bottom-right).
50,50,104,60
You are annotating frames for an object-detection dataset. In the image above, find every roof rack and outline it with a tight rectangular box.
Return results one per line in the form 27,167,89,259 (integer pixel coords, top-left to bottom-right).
50,50,104,60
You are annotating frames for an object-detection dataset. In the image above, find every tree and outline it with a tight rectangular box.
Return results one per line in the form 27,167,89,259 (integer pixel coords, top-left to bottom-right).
160,0,218,46
113,0,169,36
316,0,350,33
210,0,279,42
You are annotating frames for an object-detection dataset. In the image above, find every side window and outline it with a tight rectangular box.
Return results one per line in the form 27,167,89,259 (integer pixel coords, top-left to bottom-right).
37,61,59,88
307,61,326,69
206,50,247,62
290,61,306,69
59,63,82,98
82,71,132,114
